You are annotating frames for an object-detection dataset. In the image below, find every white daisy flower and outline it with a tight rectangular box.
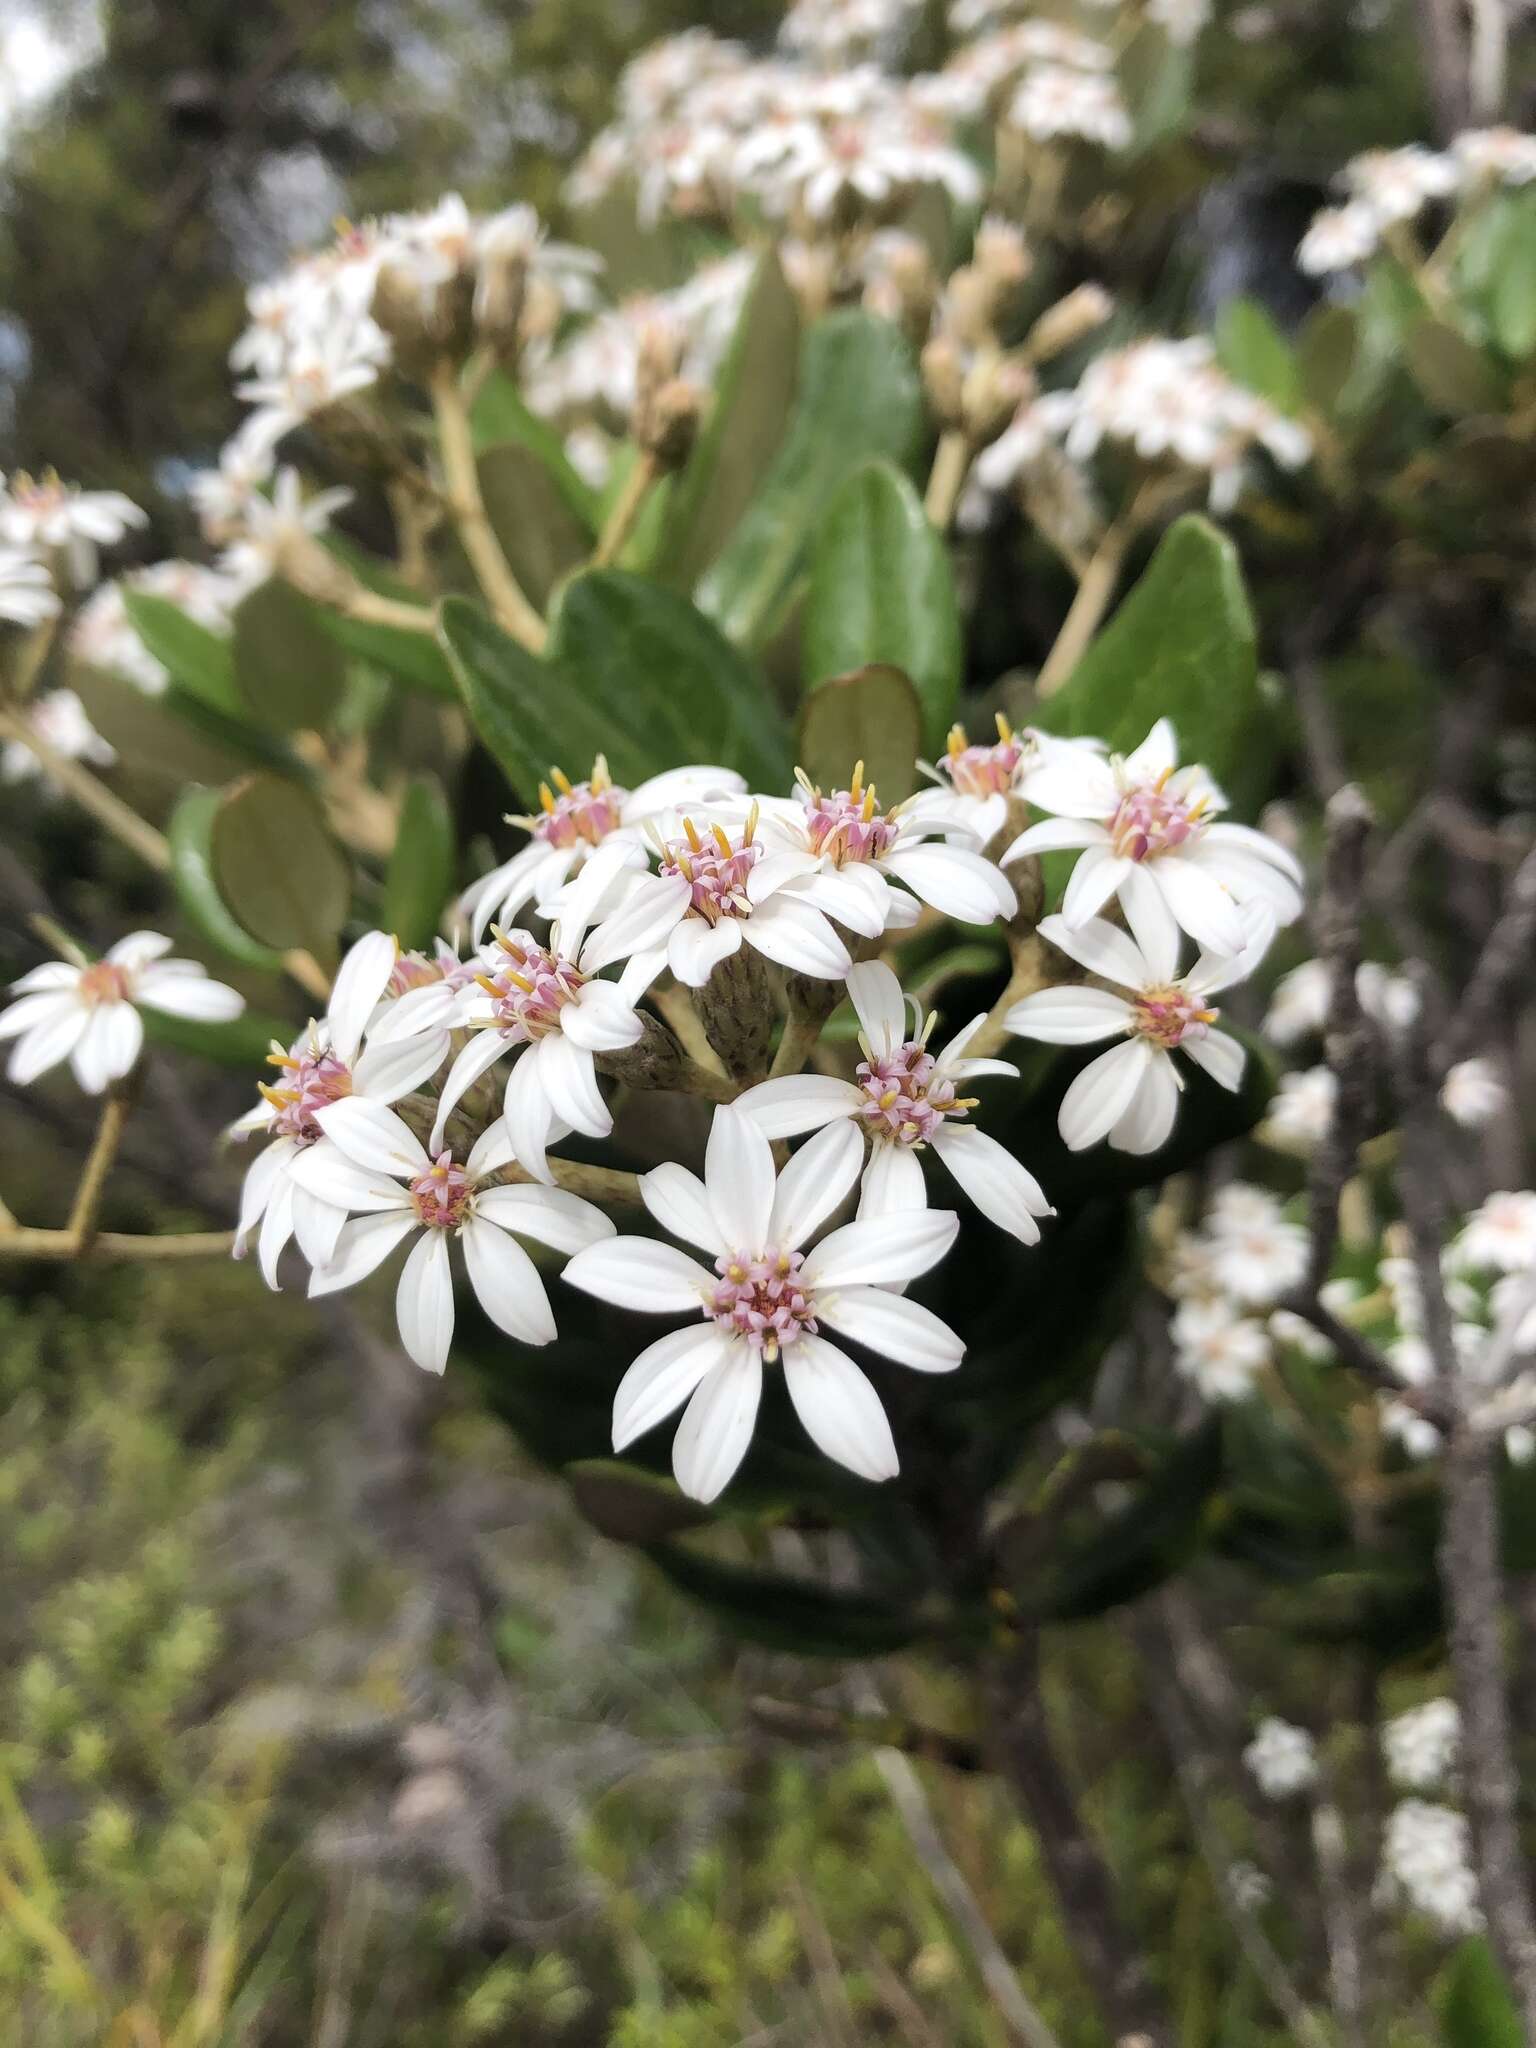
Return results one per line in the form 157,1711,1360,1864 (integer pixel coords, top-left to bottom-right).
1382,1801,1482,1935
1449,1190,1536,1275
578,803,853,993
461,756,747,941
734,960,1053,1240
1172,1297,1270,1400
1004,904,1272,1155
188,418,277,545
0,544,60,628
229,931,449,1289
1,932,243,1094
290,1099,614,1374
1262,1066,1336,1153
1203,1184,1308,1306
1342,145,1457,228
1297,200,1380,275
563,1106,964,1501
0,472,147,589
1440,1057,1507,1130
1454,126,1536,189
902,716,1105,850
1001,718,1302,963
218,467,353,588
1382,1699,1460,1793
1007,64,1131,150
1243,1716,1317,1799
738,763,1019,943
422,922,645,1182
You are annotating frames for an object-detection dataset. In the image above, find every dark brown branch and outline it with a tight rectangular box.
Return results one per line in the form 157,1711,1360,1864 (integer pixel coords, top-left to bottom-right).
1435,838,1536,1073
1301,785,1375,1295
749,1696,984,1774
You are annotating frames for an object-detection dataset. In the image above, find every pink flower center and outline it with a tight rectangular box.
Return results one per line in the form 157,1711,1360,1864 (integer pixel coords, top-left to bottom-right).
1132,983,1215,1050
802,784,899,866
475,930,584,1040
710,1245,817,1362
10,474,67,517
77,961,131,1006
409,1152,473,1229
261,1046,353,1143
531,768,628,851
943,738,1026,799
660,818,761,922
388,948,478,998
1108,779,1208,862
856,1042,970,1146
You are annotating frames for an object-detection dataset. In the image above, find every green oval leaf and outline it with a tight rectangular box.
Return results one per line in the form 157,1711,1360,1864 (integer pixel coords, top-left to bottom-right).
646,1540,927,1657
469,370,601,529
565,1459,711,1545
310,537,455,698
385,774,456,951
1437,1937,1522,2048
803,460,960,754
1405,318,1508,416
167,786,287,972
478,441,593,606
232,579,347,731
211,774,350,954
1037,514,1262,804
1215,296,1300,411
121,590,245,719
796,663,923,805
697,310,924,650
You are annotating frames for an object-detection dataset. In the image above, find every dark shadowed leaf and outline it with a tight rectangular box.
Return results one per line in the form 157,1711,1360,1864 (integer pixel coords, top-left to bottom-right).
566,1459,712,1544
478,441,593,605
645,1540,929,1657
211,774,350,953
469,370,601,529
1216,296,1299,411
232,579,347,731
1405,319,1508,416
796,664,923,805
311,537,455,697
385,774,456,950
168,786,286,972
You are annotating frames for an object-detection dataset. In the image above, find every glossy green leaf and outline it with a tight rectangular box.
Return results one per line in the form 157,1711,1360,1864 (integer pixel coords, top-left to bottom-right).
122,590,246,720
211,774,350,954
1215,296,1299,411
565,1460,711,1545
1406,319,1508,416
1036,514,1261,801
796,663,923,805
469,369,601,529
441,573,794,805
697,310,924,650
167,786,286,972
657,245,801,588
68,666,284,787
478,441,593,605
231,579,348,731
646,1540,928,1657
1437,1937,1522,2048
385,774,456,950
1491,220,1536,360
803,460,960,753
1297,304,1359,414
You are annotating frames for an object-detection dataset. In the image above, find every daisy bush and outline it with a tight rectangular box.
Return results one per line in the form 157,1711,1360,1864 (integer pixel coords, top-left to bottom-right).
10,0,1536,2039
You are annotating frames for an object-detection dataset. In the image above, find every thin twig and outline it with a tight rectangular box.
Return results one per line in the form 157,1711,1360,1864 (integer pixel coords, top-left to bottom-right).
923,430,973,533
1301,785,1375,1295
592,453,659,568
1309,1796,1368,2048
0,1229,236,1263
430,362,547,652
1435,837,1536,1073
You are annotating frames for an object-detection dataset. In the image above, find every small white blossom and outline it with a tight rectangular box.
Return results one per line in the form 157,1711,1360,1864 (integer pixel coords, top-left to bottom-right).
0,933,243,1094
1450,1190,1536,1275
218,467,353,588
564,1106,965,1500
1454,126,1536,189
1173,1298,1270,1400
1007,64,1131,150
1382,1800,1482,1935
1298,200,1381,275
1243,1717,1317,1799
1441,1057,1507,1130
0,544,60,627
1382,1700,1460,1793
0,473,146,588
1,688,115,784
1263,1066,1337,1153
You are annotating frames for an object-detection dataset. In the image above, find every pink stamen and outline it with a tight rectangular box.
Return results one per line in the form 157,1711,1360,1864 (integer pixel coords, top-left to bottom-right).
409,1151,473,1229
1108,780,1208,863
855,1042,966,1147
264,1047,353,1144
799,786,898,867
942,738,1026,799
532,778,628,851
477,930,585,1040
1132,984,1215,1050
660,823,761,923
77,961,131,1006
710,1245,817,1361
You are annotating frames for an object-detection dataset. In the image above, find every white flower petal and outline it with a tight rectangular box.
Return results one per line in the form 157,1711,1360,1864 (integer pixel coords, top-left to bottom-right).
768,1118,864,1248
1061,845,1131,927
7,1002,87,1082
290,1182,350,1268
353,1028,450,1104
667,914,743,987
1182,1026,1246,1091
1057,1038,1152,1151
639,1162,727,1254
471,1183,615,1254
705,1104,775,1249
257,1174,295,1290
462,1215,557,1345
136,968,245,1021
561,980,644,1052
1116,861,1184,982
802,861,889,939
308,1209,417,1296
70,1001,142,1092
562,1236,717,1312
857,1140,928,1218
845,960,906,1059
315,1096,431,1178
783,1336,899,1481
106,930,174,969
326,930,398,1061
396,1227,455,1373
1004,986,1133,1044
929,1122,1052,1242
815,1287,964,1372
613,1325,732,1450
504,1043,557,1184
1146,856,1246,958
742,896,851,979
733,1071,864,1139
803,1207,958,1289
289,1139,411,1214
0,991,77,1040
235,1137,293,1244
581,873,690,974
671,1349,763,1502
430,1030,510,1149
1107,1048,1180,1154
1036,913,1149,993
537,1031,611,1139
1123,716,1178,782
1000,816,1108,862
881,843,1016,923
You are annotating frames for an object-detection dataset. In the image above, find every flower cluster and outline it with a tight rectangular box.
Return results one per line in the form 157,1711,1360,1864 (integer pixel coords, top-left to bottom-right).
1299,129,1536,276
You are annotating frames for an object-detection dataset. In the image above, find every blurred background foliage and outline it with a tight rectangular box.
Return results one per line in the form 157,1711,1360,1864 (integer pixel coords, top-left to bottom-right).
0,0,1527,2042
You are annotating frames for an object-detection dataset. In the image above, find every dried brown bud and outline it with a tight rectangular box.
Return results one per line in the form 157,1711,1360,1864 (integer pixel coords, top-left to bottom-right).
973,215,1032,295
473,244,530,363
921,335,967,428
635,377,704,471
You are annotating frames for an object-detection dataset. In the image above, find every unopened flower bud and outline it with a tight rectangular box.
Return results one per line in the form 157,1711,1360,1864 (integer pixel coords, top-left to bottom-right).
1024,283,1115,365
943,266,1002,351
964,356,1036,446
782,237,839,322
371,260,437,374
1020,443,1102,563
973,215,1032,296
695,945,774,1084
473,243,530,363
921,336,967,428
635,377,704,471
635,318,687,414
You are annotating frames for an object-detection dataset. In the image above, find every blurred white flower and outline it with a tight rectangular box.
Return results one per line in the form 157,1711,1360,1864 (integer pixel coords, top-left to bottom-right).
1173,1297,1270,1400
1382,1801,1482,1935
0,543,59,627
1,688,115,784
1382,1699,1460,1793
0,472,146,588
218,467,353,588
1450,1190,1536,1275
1243,1717,1317,1799
1454,126,1536,189
0,933,243,1094
1298,200,1381,275
1263,1066,1336,1153
1440,1057,1507,1130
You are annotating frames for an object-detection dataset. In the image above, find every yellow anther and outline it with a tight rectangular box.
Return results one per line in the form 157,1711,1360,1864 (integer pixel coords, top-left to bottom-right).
675,851,695,881
266,1050,300,1069
861,786,877,822
777,1254,793,1273
431,1163,448,1179
746,800,760,839
711,823,733,859
683,815,702,851
728,1263,745,1282
849,759,865,801
947,724,966,758
591,753,610,791
504,969,536,995
922,1009,939,1045
258,1081,297,1108
551,766,574,795
474,973,503,998
879,1088,901,1109
538,782,557,814
995,711,1013,743
951,1096,981,1112
1197,1007,1219,1024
